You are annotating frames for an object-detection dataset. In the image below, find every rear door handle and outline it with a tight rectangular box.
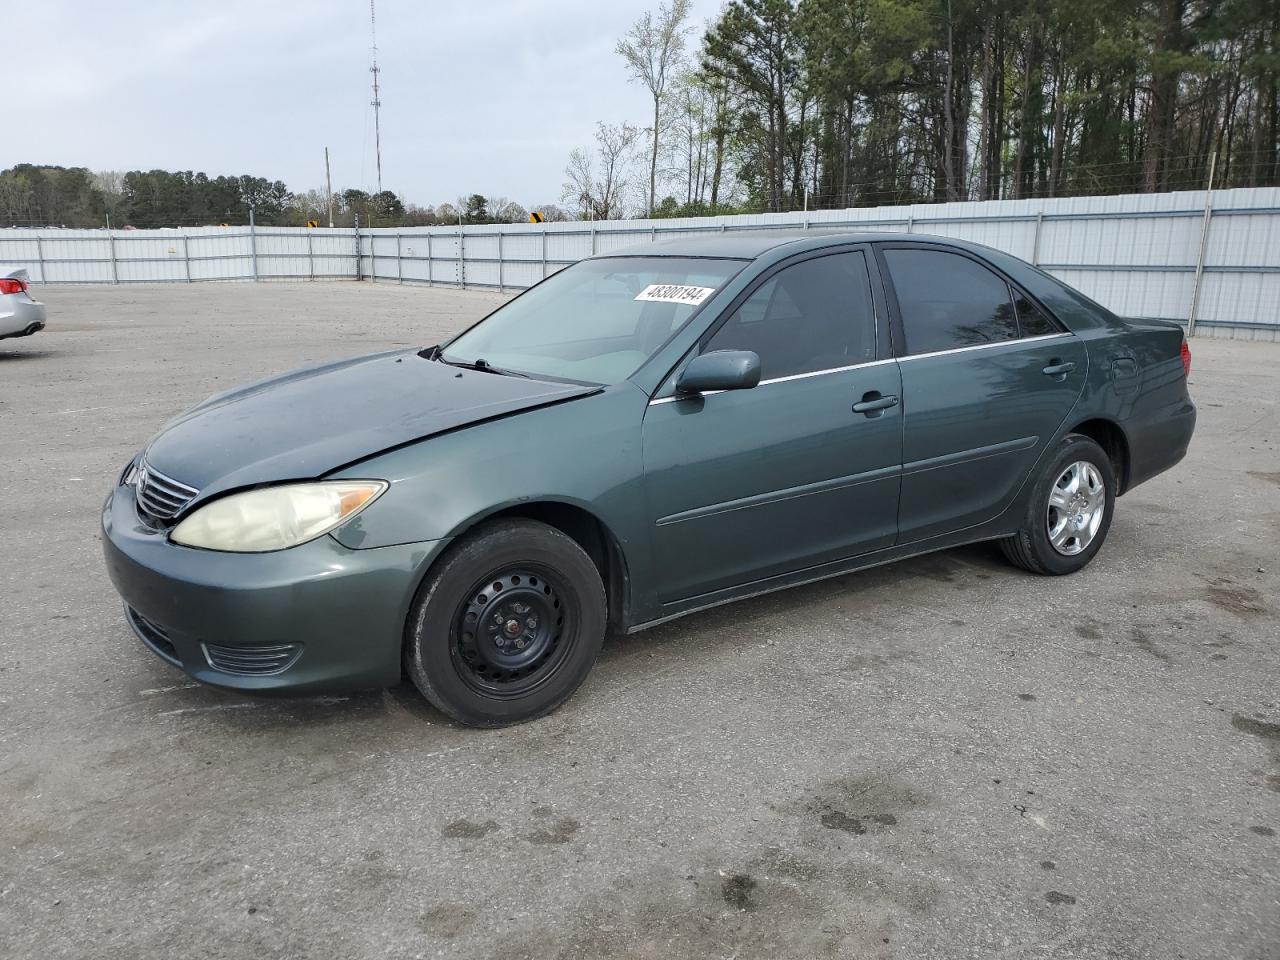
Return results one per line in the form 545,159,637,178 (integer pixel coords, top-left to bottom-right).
853,393,899,415
1042,360,1076,377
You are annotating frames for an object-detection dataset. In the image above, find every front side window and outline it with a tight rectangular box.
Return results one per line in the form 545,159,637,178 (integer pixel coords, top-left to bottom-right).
884,249,1019,354
443,256,743,384
702,251,876,380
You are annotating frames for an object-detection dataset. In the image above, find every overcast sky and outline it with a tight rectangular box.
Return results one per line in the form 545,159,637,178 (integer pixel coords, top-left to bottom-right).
9,0,725,207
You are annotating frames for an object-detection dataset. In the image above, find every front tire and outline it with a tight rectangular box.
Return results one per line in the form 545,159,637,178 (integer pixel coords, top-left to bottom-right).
404,519,606,727
1000,434,1116,576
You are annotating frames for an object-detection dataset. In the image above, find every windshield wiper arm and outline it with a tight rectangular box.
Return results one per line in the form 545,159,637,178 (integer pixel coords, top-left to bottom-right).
432,354,530,378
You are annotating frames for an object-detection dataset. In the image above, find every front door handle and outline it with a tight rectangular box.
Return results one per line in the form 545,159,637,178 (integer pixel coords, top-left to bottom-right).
853,392,899,416
1042,360,1076,377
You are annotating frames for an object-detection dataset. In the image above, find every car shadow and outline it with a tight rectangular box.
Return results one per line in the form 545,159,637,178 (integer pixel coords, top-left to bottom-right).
0,348,57,361
597,541,1010,666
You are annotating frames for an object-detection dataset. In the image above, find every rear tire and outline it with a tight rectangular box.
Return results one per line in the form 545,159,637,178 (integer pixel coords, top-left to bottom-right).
999,434,1115,576
404,519,606,727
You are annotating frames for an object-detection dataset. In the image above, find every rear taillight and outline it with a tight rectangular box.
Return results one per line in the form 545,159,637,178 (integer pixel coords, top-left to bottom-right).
1180,340,1192,377
0,277,27,295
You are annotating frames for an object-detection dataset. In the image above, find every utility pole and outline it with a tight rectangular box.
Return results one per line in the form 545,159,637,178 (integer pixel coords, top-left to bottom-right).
369,0,383,194
324,146,335,228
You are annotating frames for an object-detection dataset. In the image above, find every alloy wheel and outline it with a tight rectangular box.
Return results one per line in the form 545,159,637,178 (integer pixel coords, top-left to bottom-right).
1045,460,1106,556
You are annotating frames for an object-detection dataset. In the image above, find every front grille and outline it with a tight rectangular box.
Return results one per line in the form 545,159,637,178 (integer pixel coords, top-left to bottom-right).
136,462,199,522
203,642,301,676
125,605,182,666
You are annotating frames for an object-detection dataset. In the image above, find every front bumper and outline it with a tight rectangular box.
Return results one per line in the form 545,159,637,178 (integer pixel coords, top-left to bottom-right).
101,482,448,693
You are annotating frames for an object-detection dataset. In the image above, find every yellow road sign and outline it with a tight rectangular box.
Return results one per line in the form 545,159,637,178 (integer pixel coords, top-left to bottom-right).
529,212,544,224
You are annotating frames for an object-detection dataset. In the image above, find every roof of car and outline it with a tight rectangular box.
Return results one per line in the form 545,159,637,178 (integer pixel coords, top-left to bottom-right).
599,230,963,260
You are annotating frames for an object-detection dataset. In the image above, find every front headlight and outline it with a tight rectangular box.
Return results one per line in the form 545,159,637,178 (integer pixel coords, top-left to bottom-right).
170,481,387,553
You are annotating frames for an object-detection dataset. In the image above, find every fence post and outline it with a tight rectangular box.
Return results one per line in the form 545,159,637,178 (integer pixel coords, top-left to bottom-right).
396,232,403,283
249,206,258,281
182,233,192,282
35,235,44,283
353,214,361,280
306,230,314,280
108,232,118,284
905,213,913,234
1031,211,1044,266
590,223,596,255
497,231,504,292
1188,154,1217,338
426,232,433,286
458,229,465,289
541,231,548,280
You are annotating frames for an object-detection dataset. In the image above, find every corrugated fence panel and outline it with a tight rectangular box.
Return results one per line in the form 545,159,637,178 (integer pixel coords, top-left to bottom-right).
2,188,1277,335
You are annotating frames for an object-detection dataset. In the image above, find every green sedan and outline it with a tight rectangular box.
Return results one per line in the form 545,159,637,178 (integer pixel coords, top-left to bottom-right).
102,232,1196,726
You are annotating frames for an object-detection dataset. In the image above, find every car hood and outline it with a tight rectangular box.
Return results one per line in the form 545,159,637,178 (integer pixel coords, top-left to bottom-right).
143,350,600,499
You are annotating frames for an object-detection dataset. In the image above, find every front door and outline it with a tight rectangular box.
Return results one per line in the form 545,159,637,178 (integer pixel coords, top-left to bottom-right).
642,249,903,604
879,245,1089,543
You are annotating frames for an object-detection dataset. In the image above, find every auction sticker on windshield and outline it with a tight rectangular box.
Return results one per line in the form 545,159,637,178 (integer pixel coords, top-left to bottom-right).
633,284,717,305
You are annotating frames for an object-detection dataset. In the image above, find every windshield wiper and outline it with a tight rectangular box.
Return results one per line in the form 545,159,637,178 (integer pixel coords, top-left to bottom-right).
431,353,530,379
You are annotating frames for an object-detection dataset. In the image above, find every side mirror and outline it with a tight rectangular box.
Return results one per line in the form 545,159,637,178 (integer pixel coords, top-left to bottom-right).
676,350,762,395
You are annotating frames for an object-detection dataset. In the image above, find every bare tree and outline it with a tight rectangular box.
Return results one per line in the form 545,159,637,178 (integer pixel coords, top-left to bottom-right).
487,196,529,223
616,0,692,216
562,122,640,220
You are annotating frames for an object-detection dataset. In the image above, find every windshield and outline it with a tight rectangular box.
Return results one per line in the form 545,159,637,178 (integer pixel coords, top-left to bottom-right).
441,256,744,384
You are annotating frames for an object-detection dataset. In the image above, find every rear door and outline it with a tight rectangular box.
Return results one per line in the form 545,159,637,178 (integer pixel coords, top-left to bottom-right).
642,247,902,602
878,245,1088,543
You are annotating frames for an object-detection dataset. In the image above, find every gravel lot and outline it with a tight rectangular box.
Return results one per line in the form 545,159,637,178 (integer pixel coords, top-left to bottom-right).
2,281,1278,960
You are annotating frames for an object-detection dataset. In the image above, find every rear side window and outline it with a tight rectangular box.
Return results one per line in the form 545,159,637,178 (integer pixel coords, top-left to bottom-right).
1013,292,1060,337
884,249,1019,354
703,251,876,380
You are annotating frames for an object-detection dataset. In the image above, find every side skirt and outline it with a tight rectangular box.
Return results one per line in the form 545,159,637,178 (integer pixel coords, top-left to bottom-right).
625,520,1016,635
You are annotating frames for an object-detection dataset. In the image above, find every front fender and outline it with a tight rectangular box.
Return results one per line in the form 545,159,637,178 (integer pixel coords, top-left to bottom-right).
327,383,651,561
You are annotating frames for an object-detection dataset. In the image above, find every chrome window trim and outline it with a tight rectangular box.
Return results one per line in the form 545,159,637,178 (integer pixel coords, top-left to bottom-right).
897,332,1071,363
647,333,1071,406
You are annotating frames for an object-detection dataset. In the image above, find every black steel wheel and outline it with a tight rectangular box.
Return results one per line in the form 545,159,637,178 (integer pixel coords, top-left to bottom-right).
405,519,606,727
452,567,574,697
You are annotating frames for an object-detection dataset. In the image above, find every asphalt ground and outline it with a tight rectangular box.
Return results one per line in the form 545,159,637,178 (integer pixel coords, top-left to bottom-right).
2,280,1277,960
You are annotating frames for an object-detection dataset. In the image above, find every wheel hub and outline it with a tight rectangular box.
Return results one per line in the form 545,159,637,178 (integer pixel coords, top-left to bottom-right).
1046,459,1106,557
455,570,566,687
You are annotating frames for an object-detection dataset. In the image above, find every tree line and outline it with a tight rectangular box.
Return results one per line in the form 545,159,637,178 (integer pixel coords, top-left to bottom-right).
562,0,1279,218
7,1,1274,228
0,164,568,230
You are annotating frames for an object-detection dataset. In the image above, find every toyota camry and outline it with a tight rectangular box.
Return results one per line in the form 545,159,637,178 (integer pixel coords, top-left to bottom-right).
102,232,1196,726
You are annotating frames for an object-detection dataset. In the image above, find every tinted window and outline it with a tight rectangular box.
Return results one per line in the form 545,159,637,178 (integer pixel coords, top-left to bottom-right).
703,252,876,380
884,249,1019,354
1014,292,1060,337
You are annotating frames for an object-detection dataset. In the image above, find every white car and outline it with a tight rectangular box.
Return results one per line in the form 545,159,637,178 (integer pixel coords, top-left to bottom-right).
1,269,46,341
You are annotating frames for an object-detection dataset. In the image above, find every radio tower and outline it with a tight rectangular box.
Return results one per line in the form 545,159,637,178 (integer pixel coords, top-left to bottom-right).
369,0,383,194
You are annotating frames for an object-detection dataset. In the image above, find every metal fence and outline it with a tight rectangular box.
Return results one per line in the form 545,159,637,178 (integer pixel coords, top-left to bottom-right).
3,187,1278,340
